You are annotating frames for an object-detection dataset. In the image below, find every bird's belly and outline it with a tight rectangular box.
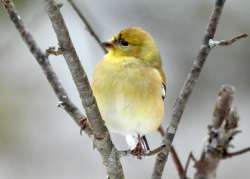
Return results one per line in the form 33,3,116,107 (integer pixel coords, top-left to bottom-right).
102,100,164,136
95,87,164,136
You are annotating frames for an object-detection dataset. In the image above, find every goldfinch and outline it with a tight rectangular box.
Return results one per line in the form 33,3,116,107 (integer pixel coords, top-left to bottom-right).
92,27,166,155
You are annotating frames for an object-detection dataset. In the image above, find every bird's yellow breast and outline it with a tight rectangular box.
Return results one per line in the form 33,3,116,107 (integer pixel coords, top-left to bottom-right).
92,57,165,135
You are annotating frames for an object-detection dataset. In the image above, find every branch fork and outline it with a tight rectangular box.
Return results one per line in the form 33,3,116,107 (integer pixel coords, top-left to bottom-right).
170,85,250,179
209,33,248,48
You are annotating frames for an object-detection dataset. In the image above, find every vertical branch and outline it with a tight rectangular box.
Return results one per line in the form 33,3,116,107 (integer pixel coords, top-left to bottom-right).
44,0,124,178
151,1,226,178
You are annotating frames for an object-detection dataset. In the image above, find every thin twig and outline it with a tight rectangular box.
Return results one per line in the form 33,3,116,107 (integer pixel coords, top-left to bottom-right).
209,33,248,48
44,1,124,178
146,145,169,156
170,146,188,179
0,0,92,136
46,46,64,56
148,145,178,159
151,1,228,178
184,152,197,175
67,0,107,53
223,147,250,159
119,144,168,158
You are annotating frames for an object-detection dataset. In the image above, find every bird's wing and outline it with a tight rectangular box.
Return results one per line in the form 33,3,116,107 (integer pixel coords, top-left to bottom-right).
155,66,166,101
162,82,166,100
151,67,166,101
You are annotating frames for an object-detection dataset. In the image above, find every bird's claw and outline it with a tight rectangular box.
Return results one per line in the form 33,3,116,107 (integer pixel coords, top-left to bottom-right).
131,142,145,159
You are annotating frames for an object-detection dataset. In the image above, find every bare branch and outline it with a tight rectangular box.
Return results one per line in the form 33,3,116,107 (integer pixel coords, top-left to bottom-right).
151,1,228,178
223,147,250,158
209,33,248,48
145,145,169,156
184,152,197,175
44,0,124,178
0,0,92,136
193,85,248,179
67,0,107,53
46,46,64,56
164,85,249,179
119,144,168,158
170,146,188,179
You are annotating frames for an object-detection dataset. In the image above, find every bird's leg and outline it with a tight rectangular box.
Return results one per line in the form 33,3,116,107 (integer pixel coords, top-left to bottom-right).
131,134,145,159
142,135,150,151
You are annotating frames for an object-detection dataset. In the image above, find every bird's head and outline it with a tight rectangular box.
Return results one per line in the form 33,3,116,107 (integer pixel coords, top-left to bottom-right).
102,27,160,63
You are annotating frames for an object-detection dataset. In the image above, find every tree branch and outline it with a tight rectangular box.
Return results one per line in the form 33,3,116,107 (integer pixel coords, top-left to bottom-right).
184,152,197,175
170,146,188,179
67,0,107,53
46,46,64,56
192,85,247,179
0,0,92,136
223,147,250,158
43,0,124,178
209,33,248,48
168,85,250,179
151,1,228,178
118,144,168,158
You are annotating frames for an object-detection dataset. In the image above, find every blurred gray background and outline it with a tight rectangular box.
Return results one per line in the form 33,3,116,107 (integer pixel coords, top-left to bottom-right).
0,0,249,178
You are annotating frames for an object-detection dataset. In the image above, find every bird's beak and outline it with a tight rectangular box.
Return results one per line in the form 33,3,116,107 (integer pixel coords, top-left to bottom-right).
102,41,114,51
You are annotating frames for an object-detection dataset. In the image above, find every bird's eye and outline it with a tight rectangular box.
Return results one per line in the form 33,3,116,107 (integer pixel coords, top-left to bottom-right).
119,39,129,46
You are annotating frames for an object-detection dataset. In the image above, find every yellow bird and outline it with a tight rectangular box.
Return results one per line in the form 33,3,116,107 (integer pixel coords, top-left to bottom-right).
92,27,166,155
